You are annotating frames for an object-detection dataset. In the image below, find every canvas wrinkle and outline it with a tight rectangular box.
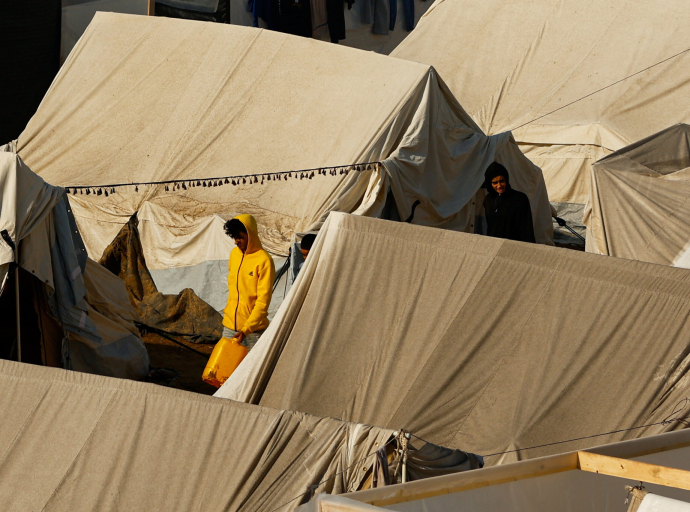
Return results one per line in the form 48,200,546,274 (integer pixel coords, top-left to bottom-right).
41,388,119,512
335,242,437,424
0,377,51,467
306,71,430,230
470,0,561,132
33,26,163,178
152,29,266,190
515,285,653,444
384,248,500,428
449,250,563,449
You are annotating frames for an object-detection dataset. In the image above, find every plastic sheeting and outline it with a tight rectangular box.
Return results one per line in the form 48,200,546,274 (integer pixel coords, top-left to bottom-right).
0,151,148,379
391,0,690,204
18,13,552,273
584,124,690,266
638,494,690,512
217,212,690,464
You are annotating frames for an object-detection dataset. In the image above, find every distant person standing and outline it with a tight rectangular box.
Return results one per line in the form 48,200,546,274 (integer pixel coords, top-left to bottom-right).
222,214,275,351
483,162,536,243
294,233,316,280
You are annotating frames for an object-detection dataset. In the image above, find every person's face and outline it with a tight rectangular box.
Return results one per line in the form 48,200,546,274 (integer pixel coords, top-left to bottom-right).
233,232,249,252
491,176,507,194
301,248,310,260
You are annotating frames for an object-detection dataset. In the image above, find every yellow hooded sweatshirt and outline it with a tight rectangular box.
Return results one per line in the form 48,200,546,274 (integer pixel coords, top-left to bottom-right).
222,214,275,335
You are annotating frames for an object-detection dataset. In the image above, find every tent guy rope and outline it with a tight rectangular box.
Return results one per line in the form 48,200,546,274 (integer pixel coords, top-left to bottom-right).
511,45,690,132
64,161,382,197
408,398,690,460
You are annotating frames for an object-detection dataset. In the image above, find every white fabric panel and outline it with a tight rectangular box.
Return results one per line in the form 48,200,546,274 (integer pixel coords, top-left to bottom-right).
0,152,63,288
150,254,288,316
639,494,690,512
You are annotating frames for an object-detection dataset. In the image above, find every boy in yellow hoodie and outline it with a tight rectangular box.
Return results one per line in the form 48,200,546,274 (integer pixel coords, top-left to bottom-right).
222,214,275,350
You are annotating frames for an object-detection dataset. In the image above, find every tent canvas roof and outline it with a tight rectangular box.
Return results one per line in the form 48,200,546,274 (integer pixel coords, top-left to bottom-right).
0,358,391,510
17,12,553,263
391,0,690,203
217,212,690,464
584,124,690,265
0,358,481,510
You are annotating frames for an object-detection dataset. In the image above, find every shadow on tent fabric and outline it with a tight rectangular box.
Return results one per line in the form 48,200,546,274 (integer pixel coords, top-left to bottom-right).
99,213,222,344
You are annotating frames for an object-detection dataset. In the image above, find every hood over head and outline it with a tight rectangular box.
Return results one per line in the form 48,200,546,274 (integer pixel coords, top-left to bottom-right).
484,162,511,195
234,214,262,254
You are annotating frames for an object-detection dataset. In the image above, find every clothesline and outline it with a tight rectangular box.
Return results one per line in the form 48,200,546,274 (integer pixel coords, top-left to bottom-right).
64,161,382,197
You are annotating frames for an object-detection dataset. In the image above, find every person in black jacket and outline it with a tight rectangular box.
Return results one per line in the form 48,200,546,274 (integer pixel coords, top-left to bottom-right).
482,162,536,243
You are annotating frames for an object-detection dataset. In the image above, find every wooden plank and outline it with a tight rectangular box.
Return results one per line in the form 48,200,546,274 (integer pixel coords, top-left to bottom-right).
148,0,155,15
349,452,579,507
578,451,690,491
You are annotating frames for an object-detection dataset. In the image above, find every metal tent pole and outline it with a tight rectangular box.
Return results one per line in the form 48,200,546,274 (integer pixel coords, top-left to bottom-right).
15,254,20,363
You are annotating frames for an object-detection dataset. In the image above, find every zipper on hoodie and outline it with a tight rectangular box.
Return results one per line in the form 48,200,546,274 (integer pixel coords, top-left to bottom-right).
234,252,245,331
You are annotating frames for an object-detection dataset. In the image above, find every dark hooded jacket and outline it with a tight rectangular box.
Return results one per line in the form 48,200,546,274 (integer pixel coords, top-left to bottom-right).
482,163,536,243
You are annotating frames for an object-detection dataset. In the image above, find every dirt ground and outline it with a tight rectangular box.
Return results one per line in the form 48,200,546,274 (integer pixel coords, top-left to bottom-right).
143,333,218,395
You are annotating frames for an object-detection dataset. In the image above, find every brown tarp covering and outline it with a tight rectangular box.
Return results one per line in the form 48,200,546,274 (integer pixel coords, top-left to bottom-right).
217,213,690,465
0,359,479,510
584,124,690,266
99,213,222,343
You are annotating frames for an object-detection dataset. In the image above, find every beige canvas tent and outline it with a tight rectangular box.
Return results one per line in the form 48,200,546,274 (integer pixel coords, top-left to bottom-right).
300,428,690,512
217,212,690,464
0,358,479,511
0,149,149,379
391,0,690,206
584,124,690,266
17,12,552,310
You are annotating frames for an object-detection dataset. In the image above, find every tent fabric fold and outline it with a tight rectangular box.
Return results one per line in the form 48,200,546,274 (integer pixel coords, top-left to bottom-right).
0,151,149,379
391,0,690,204
0,358,478,511
217,213,690,464
584,124,690,266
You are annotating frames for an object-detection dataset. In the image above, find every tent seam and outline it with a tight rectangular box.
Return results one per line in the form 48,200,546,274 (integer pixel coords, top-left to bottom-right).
0,380,52,466
40,389,120,511
383,243,504,426
448,248,565,449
